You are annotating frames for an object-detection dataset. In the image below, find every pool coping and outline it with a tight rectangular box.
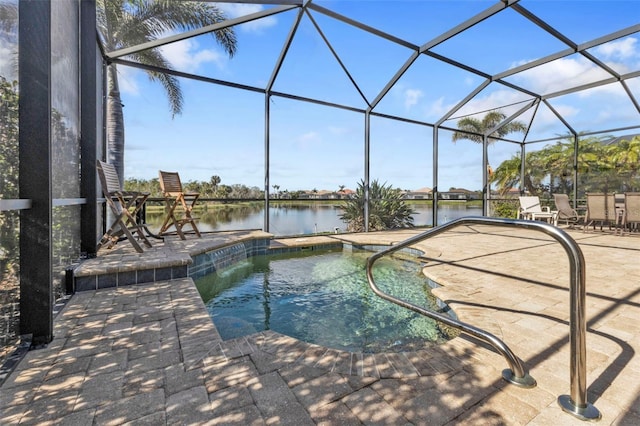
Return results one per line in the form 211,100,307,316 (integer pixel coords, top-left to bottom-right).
209,328,466,379
69,230,462,379
7,227,639,424
71,230,273,291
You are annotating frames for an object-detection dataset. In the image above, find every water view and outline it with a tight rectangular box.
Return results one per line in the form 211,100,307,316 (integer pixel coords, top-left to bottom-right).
145,201,482,236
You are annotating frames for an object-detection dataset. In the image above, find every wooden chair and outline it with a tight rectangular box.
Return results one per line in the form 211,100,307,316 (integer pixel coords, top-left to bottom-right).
158,170,202,239
583,193,617,232
96,160,152,253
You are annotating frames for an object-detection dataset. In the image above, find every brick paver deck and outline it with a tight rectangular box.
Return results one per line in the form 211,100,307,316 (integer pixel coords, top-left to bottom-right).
1,225,639,425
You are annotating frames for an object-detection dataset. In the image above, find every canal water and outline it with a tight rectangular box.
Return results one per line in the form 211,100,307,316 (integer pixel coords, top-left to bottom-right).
146,202,482,236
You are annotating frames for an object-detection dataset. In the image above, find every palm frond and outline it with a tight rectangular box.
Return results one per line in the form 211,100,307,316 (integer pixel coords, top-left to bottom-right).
453,110,526,144
134,48,183,116
339,179,415,232
0,2,18,34
106,0,236,57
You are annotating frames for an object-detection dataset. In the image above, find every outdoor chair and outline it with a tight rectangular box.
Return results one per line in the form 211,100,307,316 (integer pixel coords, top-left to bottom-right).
518,196,556,223
552,194,581,227
96,160,152,253
583,193,617,232
619,192,640,235
158,170,202,239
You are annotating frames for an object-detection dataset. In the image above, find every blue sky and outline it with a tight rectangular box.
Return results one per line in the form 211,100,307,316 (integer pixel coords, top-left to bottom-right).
111,0,640,192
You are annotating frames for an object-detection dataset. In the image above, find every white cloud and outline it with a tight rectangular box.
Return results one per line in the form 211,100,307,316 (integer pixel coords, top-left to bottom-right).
429,38,638,136
216,3,277,33
420,73,584,134
404,88,423,110
593,37,639,75
595,37,637,60
509,39,639,98
160,38,224,73
485,41,640,133
513,56,611,95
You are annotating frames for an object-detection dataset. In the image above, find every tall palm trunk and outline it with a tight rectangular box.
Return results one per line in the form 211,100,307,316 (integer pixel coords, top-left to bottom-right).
106,64,125,185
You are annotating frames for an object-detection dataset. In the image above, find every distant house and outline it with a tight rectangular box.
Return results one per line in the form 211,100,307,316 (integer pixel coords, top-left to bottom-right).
300,189,355,199
316,190,334,199
298,190,321,199
404,187,432,200
439,188,479,200
601,133,640,145
337,189,355,199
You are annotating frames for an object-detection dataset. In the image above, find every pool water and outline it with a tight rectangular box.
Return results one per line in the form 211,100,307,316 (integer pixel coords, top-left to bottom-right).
195,248,456,353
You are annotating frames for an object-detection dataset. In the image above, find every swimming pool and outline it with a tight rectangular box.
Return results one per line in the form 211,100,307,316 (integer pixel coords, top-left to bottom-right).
195,247,457,353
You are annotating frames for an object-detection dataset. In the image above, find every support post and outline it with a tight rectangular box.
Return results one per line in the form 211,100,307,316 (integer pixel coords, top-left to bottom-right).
19,0,53,345
80,0,98,257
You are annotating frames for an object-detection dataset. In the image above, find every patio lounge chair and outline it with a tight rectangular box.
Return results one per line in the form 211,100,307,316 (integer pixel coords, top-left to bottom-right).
619,192,640,235
583,193,617,232
518,196,556,223
96,160,152,253
553,194,581,227
158,170,202,240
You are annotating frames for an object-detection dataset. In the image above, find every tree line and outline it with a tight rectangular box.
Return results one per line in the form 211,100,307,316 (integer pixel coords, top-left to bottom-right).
124,176,263,199
490,135,640,196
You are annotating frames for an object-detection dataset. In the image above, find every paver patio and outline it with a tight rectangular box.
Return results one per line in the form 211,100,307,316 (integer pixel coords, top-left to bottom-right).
1,224,638,425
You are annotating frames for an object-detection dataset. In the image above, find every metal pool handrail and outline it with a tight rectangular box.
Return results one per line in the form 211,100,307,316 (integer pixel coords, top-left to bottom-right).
365,216,601,421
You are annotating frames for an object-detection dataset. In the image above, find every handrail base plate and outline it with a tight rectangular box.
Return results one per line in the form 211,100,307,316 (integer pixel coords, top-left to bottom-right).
558,395,602,421
502,369,536,388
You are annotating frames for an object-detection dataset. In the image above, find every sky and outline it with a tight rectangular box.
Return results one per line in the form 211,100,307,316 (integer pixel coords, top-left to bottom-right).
3,0,638,193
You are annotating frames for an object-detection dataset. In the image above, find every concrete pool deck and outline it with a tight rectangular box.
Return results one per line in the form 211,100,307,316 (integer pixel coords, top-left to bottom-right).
1,224,639,425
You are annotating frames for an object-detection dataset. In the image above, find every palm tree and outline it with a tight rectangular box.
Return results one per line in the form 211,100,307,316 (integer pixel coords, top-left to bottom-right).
210,175,221,189
490,150,550,195
489,156,524,195
0,76,19,275
96,0,237,183
0,1,18,79
339,179,416,232
543,135,617,194
490,134,640,196
0,1,16,26
608,136,640,191
0,1,17,41
452,110,527,144
452,111,527,196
